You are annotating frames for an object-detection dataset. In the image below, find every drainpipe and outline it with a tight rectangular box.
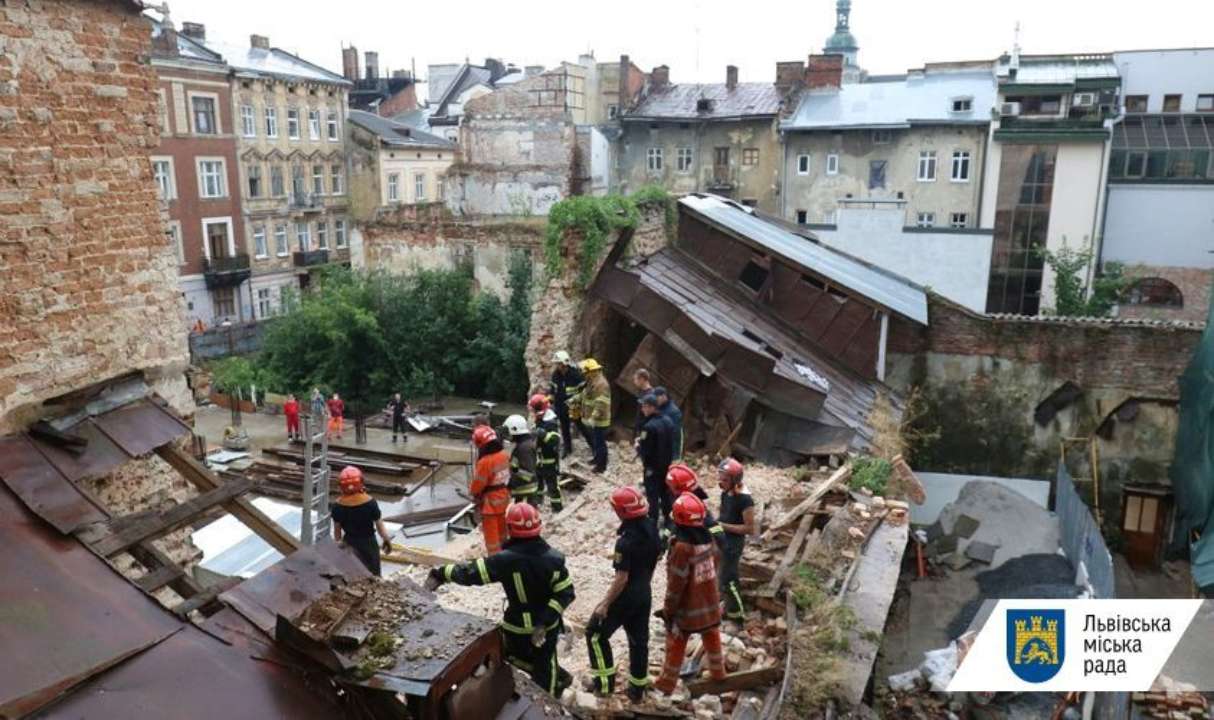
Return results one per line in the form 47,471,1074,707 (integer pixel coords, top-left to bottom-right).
876,311,889,381
1091,108,1125,291
780,128,789,220
975,125,990,226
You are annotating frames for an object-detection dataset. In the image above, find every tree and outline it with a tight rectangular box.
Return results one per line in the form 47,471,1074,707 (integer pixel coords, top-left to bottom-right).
1037,239,1126,318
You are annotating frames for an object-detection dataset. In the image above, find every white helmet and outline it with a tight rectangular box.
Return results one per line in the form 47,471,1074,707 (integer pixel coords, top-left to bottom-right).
503,414,530,437
543,408,558,423
553,350,571,364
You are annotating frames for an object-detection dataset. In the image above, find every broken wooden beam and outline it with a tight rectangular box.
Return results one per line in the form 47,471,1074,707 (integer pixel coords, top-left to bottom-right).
382,501,469,527
134,564,184,593
772,464,851,530
172,577,240,617
686,665,783,698
758,512,815,598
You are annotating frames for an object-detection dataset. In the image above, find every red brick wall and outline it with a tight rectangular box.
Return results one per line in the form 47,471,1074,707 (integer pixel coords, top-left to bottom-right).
376,84,418,118
0,0,190,432
1119,265,1212,325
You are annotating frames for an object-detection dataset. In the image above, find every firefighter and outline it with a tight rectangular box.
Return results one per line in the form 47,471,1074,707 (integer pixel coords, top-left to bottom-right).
581,358,611,473
655,493,726,695
550,350,586,458
653,387,683,460
331,466,393,576
665,463,726,544
585,486,662,702
426,503,575,697
716,458,755,623
504,414,539,506
530,394,564,512
636,393,674,525
470,426,511,555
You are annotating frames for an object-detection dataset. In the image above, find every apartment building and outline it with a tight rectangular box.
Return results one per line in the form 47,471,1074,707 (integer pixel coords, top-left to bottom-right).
347,110,456,222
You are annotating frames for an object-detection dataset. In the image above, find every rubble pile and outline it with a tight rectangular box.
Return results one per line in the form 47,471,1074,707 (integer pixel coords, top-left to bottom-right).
1133,675,1211,719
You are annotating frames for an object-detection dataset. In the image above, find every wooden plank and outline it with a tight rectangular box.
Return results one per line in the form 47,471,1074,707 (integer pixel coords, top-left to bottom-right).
382,545,458,567
173,578,240,617
759,512,814,598
551,494,591,526
89,476,255,556
127,542,204,600
772,464,851,530
135,564,183,593
686,665,782,697
157,444,300,556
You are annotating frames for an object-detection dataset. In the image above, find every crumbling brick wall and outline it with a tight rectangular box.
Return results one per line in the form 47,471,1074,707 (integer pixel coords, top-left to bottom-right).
1118,265,1212,325
0,0,192,433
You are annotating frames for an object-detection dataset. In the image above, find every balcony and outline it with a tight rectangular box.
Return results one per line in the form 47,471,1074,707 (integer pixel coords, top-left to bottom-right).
203,254,251,289
289,192,324,212
293,249,330,268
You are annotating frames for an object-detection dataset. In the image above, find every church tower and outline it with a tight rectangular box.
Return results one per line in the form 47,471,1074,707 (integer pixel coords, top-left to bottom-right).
824,0,861,82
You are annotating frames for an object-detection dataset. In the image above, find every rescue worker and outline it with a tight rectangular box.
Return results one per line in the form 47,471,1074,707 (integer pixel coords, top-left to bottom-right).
550,350,585,458
716,458,755,623
665,463,725,544
386,392,410,443
655,493,726,695
426,503,575,697
471,425,511,554
283,393,301,441
637,393,674,525
327,392,345,440
654,387,683,460
632,368,654,437
505,414,539,506
530,394,564,512
581,358,611,473
331,466,393,576
585,487,662,702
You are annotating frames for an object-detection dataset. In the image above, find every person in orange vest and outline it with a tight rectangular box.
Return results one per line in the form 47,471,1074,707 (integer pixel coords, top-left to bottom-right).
331,466,392,576
283,393,301,441
654,493,726,695
471,425,512,555
327,392,345,440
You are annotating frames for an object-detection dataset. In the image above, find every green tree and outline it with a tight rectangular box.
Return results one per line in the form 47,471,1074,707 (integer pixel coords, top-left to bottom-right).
1037,239,1127,318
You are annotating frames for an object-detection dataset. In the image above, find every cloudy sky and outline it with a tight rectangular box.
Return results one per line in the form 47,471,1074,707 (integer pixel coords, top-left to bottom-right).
165,0,1212,89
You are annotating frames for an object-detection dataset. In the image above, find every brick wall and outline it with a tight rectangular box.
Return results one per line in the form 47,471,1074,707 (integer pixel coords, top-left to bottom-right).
1119,265,1212,325
0,0,191,433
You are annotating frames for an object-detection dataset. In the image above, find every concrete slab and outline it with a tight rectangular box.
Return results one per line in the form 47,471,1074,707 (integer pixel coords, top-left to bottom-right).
937,481,1060,569
913,472,1050,526
964,540,999,565
953,514,980,539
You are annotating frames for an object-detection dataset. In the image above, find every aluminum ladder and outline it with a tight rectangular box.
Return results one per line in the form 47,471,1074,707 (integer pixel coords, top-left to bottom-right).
299,414,331,545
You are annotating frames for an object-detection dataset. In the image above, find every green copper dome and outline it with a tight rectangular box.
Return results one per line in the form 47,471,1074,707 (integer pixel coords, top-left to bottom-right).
825,0,858,52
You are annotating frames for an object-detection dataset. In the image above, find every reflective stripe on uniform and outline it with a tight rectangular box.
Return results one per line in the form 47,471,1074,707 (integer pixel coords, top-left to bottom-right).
552,574,573,592
547,598,564,615
513,572,528,604
443,564,455,581
628,675,651,687
476,557,490,584
589,632,614,694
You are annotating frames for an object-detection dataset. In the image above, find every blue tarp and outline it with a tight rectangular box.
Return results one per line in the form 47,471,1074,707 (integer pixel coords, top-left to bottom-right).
1171,282,1214,590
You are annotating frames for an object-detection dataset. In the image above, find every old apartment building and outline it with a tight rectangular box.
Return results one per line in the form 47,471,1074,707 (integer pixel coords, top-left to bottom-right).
150,22,250,328
200,29,354,318
343,46,419,118
347,110,456,221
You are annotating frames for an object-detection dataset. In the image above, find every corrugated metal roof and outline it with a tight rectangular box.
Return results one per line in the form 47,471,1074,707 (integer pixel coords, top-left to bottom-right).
783,70,996,130
348,110,456,149
679,194,929,324
203,39,350,86
996,55,1119,83
625,82,782,120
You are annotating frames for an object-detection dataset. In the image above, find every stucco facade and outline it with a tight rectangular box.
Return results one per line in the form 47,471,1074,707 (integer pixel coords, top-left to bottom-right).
347,110,455,222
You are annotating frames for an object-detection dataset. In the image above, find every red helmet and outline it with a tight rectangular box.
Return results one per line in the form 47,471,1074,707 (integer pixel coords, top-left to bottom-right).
718,458,744,483
338,466,364,494
528,393,550,415
472,426,497,448
505,502,543,538
665,463,699,496
610,486,649,520
672,492,707,528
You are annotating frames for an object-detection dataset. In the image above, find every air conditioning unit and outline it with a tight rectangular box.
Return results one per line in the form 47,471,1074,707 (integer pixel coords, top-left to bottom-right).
1072,92,1097,107
1000,101,1021,116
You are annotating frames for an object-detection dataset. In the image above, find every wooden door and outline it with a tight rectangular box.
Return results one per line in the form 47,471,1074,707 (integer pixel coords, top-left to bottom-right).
1122,492,1166,570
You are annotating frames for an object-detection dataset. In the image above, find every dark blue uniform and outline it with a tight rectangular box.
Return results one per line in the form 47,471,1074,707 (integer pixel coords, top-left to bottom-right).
586,516,662,694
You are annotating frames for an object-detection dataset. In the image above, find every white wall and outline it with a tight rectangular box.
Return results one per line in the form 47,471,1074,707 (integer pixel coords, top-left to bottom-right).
1041,143,1107,309
811,205,993,312
588,126,611,195
1114,49,1214,113
912,472,1051,525
1104,184,1214,268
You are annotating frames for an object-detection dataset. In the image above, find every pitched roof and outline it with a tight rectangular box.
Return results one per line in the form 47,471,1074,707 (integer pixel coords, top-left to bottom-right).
348,110,456,149
202,39,350,86
625,82,782,121
783,69,996,130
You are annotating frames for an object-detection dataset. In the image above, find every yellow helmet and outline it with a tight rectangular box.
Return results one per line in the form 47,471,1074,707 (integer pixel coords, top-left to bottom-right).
580,358,603,373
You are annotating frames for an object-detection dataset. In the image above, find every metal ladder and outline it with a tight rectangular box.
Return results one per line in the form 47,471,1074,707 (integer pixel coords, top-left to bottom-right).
300,414,331,545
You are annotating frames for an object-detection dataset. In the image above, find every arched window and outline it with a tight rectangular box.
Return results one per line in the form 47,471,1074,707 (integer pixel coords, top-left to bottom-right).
1126,278,1183,307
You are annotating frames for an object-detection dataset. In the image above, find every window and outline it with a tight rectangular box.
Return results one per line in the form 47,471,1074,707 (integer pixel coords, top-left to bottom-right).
213,287,236,319
414,173,426,201
331,164,344,195
742,148,759,166
257,288,273,318
327,111,339,140
387,173,399,202
868,159,886,189
950,212,968,228
265,107,278,137
308,109,321,140
917,151,936,182
738,259,769,293
316,220,328,249
202,217,233,260
1163,94,1182,112
437,176,445,201
253,224,268,258
295,221,311,252
270,165,285,197
166,221,183,264
151,157,175,200
1125,151,1147,178
916,212,935,228
287,108,300,139
190,95,217,134
1125,95,1148,113
1198,95,1214,112
826,153,839,175
607,104,618,119
647,147,663,172
246,163,262,198
797,154,810,175
951,151,971,182
872,129,892,144
335,219,347,248
795,210,808,224
291,165,306,198
197,159,226,198
312,164,324,195
1126,277,1183,307
676,147,693,173
274,224,288,256
156,89,169,134
240,105,256,137
951,97,973,113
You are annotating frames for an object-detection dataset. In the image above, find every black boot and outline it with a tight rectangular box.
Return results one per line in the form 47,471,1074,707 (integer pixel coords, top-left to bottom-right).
626,684,645,703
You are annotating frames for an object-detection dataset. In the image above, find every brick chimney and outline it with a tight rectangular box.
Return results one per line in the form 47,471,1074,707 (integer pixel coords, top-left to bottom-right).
342,45,360,82
365,51,379,82
651,65,670,90
806,54,843,90
726,65,738,90
250,34,270,50
151,24,179,58
775,60,806,94
180,22,205,41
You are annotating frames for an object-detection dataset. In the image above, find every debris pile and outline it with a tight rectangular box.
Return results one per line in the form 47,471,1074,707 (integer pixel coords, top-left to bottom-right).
1133,675,1210,719
925,480,1060,571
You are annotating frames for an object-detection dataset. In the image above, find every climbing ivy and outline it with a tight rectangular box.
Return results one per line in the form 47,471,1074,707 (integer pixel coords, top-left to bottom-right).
630,183,677,243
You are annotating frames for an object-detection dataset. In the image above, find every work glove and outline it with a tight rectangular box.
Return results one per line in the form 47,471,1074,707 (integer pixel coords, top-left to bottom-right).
424,567,445,591
530,626,547,648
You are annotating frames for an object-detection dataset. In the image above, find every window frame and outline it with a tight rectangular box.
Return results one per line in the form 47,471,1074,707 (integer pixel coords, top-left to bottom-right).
414,172,426,202
335,219,347,248
257,287,273,318
1125,95,1149,113
252,223,268,258
676,147,694,173
826,153,839,175
796,154,811,175
150,155,176,201
274,223,289,256
327,110,340,140
951,96,973,113
187,91,220,135
872,129,893,145
331,164,345,195
312,164,325,196
742,148,760,166
795,210,808,224
646,147,663,173
949,212,968,229
316,219,329,250
917,151,937,182
200,216,236,260
265,106,278,138
307,109,321,140
240,104,256,138
1197,94,1214,112
246,162,263,198
1162,94,1182,113
295,220,311,252
951,150,972,183
387,173,400,203
916,212,935,228
195,156,228,199
868,159,887,189
287,108,300,140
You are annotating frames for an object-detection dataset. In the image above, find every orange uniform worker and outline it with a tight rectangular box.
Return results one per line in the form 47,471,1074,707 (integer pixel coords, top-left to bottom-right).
471,426,512,554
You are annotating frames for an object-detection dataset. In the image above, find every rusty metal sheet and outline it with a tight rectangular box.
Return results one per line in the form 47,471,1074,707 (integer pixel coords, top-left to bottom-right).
33,420,131,486
90,399,190,458
0,435,106,534
32,626,342,720
0,483,180,717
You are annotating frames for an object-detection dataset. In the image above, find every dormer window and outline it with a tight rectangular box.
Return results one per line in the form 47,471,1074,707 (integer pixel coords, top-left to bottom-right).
951,96,973,113
696,98,714,113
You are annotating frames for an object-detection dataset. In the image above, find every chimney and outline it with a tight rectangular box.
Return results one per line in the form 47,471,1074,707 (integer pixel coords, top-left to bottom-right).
618,54,631,113
484,58,507,83
250,34,269,50
775,61,806,94
391,69,412,80
342,45,360,82
365,51,379,82
651,65,670,90
151,24,179,58
726,65,738,90
180,22,205,41
524,65,544,78
806,54,843,90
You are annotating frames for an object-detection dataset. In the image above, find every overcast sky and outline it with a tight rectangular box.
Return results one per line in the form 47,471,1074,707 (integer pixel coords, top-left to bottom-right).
165,0,1213,89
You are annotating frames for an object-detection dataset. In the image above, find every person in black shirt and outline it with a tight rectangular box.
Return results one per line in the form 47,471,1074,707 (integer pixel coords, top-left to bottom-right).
331,466,393,576
550,350,585,458
585,486,662,702
654,387,684,460
636,393,673,525
385,393,410,442
631,368,654,437
716,458,755,622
